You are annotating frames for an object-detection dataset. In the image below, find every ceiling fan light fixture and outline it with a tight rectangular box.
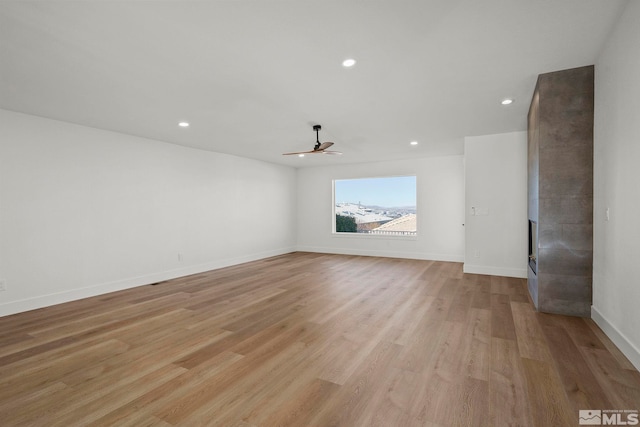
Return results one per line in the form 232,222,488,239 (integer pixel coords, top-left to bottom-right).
298,154,305,158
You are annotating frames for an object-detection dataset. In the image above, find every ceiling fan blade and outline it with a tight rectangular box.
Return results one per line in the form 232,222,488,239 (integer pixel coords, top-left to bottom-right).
317,141,334,150
282,150,313,156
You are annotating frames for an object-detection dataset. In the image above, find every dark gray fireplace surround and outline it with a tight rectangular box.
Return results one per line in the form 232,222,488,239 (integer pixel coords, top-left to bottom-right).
527,65,594,317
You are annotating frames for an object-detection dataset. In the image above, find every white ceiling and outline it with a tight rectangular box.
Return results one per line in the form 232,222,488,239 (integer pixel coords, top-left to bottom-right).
0,0,627,168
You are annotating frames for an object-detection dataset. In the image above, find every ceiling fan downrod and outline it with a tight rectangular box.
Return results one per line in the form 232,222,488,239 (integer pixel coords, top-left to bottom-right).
313,125,321,150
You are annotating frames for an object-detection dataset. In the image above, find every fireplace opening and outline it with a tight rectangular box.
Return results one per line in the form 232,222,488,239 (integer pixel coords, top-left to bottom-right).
529,220,537,274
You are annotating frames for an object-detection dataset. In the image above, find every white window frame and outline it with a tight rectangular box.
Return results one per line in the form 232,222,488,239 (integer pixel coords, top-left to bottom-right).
332,175,418,239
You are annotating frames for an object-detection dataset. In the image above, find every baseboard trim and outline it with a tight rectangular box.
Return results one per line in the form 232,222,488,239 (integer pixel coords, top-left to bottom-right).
295,246,464,263
592,305,640,371
0,247,296,317
462,263,527,279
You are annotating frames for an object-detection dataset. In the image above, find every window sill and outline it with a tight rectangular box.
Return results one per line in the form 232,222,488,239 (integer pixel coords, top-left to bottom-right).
332,232,418,241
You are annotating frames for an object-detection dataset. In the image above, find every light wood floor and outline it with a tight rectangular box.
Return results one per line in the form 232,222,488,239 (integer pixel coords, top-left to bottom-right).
1,252,639,426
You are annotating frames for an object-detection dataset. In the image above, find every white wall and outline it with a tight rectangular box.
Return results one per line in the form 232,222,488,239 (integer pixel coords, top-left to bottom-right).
0,109,297,316
592,0,640,370
296,156,465,261
464,132,528,278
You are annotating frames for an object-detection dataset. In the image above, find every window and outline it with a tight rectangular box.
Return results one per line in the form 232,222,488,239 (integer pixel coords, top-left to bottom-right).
334,176,417,236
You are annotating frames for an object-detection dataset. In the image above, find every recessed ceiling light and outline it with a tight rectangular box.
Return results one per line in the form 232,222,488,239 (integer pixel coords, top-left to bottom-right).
342,58,356,68
410,141,418,146
298,154,305,158
178,122,190,127
501,99,514,105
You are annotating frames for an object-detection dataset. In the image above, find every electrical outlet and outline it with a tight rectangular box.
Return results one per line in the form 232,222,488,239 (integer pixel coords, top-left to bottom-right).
0,280,6,292
178,253,183,262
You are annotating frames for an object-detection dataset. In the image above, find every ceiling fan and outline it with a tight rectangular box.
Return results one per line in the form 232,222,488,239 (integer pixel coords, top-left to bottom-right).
283,125,342,156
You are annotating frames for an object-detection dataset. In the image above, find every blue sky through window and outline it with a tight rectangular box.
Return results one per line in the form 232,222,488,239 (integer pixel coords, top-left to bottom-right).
335,176,416,208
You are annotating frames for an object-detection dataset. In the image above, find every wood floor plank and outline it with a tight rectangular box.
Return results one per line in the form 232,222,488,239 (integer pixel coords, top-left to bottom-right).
510,301,554,362
446,278,473,323
390,294,436,346
307,340,404,427
27,292,192,340
408,372,489,426
0,252,638,425
62,326,232,388
0,339,130,401
156,320,316,424
236,348,334,426
579,346,640,409
539,312,607,351
521,357,576,426
450,377,489,427
585,319,639,370
49,363,187,427
540,320,614,412
489,337,533,426
177,341,310,425
394,297,450,373
461,308,492,381
0,305,181,371
88,351,244,426
469,274,492,310
490,293,517,340
258,378,341,427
